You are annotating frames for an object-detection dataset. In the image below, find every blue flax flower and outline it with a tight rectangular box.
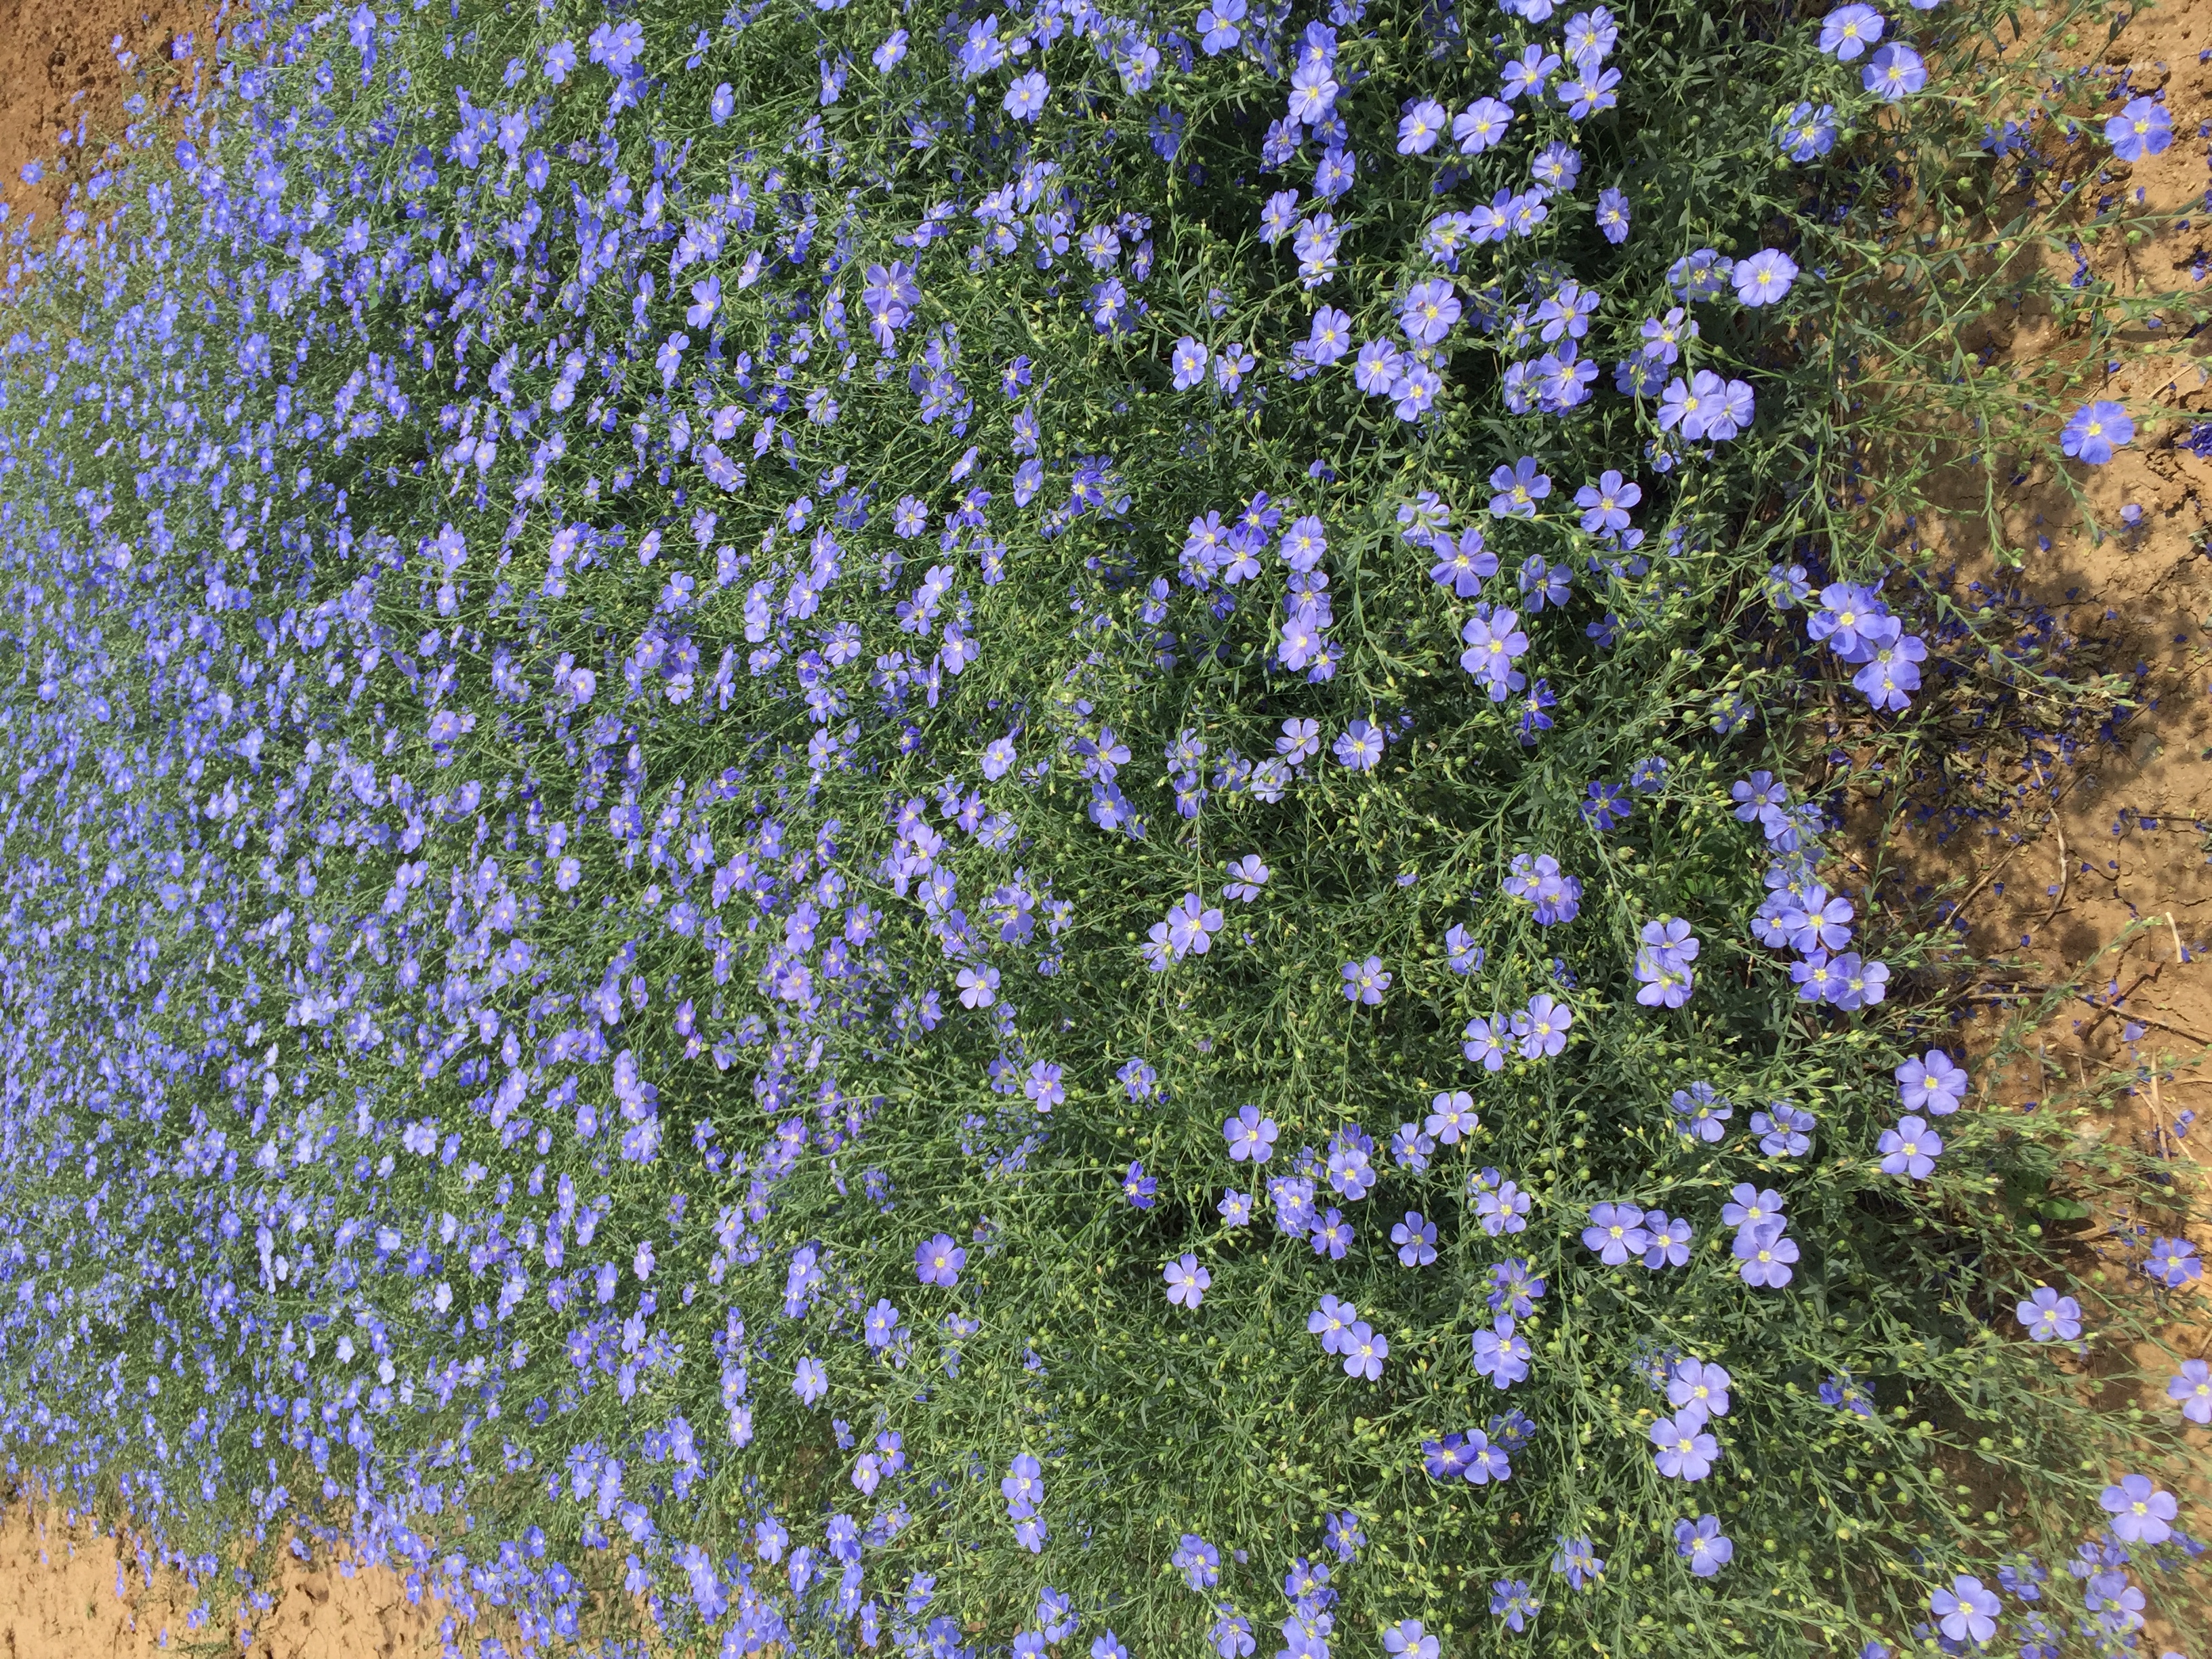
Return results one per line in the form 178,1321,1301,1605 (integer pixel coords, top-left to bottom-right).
2062,400,2133,464
1675,1515,1732,1576
1340,955,1390,1004
2106,96,2173,161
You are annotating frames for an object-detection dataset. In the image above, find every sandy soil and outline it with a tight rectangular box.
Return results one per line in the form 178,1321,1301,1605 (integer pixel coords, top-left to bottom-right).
0,0,222,228
0,2,2207,1656
0,1485,466,1658
0,1475,673,1658
1841,3,2212,1646
1888,0,2212,1423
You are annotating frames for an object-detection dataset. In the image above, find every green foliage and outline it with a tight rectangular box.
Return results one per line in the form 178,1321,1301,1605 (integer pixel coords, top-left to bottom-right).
0,1,2200,1656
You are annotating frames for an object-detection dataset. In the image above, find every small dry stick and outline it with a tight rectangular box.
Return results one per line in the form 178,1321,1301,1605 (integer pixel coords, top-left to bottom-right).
2088,1003,2212,1048
2043,821,2069,927
1948,838,2030,923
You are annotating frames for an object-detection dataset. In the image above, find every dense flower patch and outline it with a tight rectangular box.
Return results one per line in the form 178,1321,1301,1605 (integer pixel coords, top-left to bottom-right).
0,1,2201,1657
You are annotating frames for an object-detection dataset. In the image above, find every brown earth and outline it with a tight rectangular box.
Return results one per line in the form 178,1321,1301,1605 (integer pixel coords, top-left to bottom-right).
1885,0,2211,1456
1840,1,2212,1647
0,1483,471,1658
0,0,224,230
1,0,2209,1656
0,1475,688,1658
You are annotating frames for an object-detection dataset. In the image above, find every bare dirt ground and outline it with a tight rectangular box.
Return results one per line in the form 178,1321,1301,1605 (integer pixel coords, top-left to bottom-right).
1849,2,2212,1647
0,0,219,227
1886,0,2211,1463
0,1475,686,1658
0,1488,472,1659
0,2,2208,1657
